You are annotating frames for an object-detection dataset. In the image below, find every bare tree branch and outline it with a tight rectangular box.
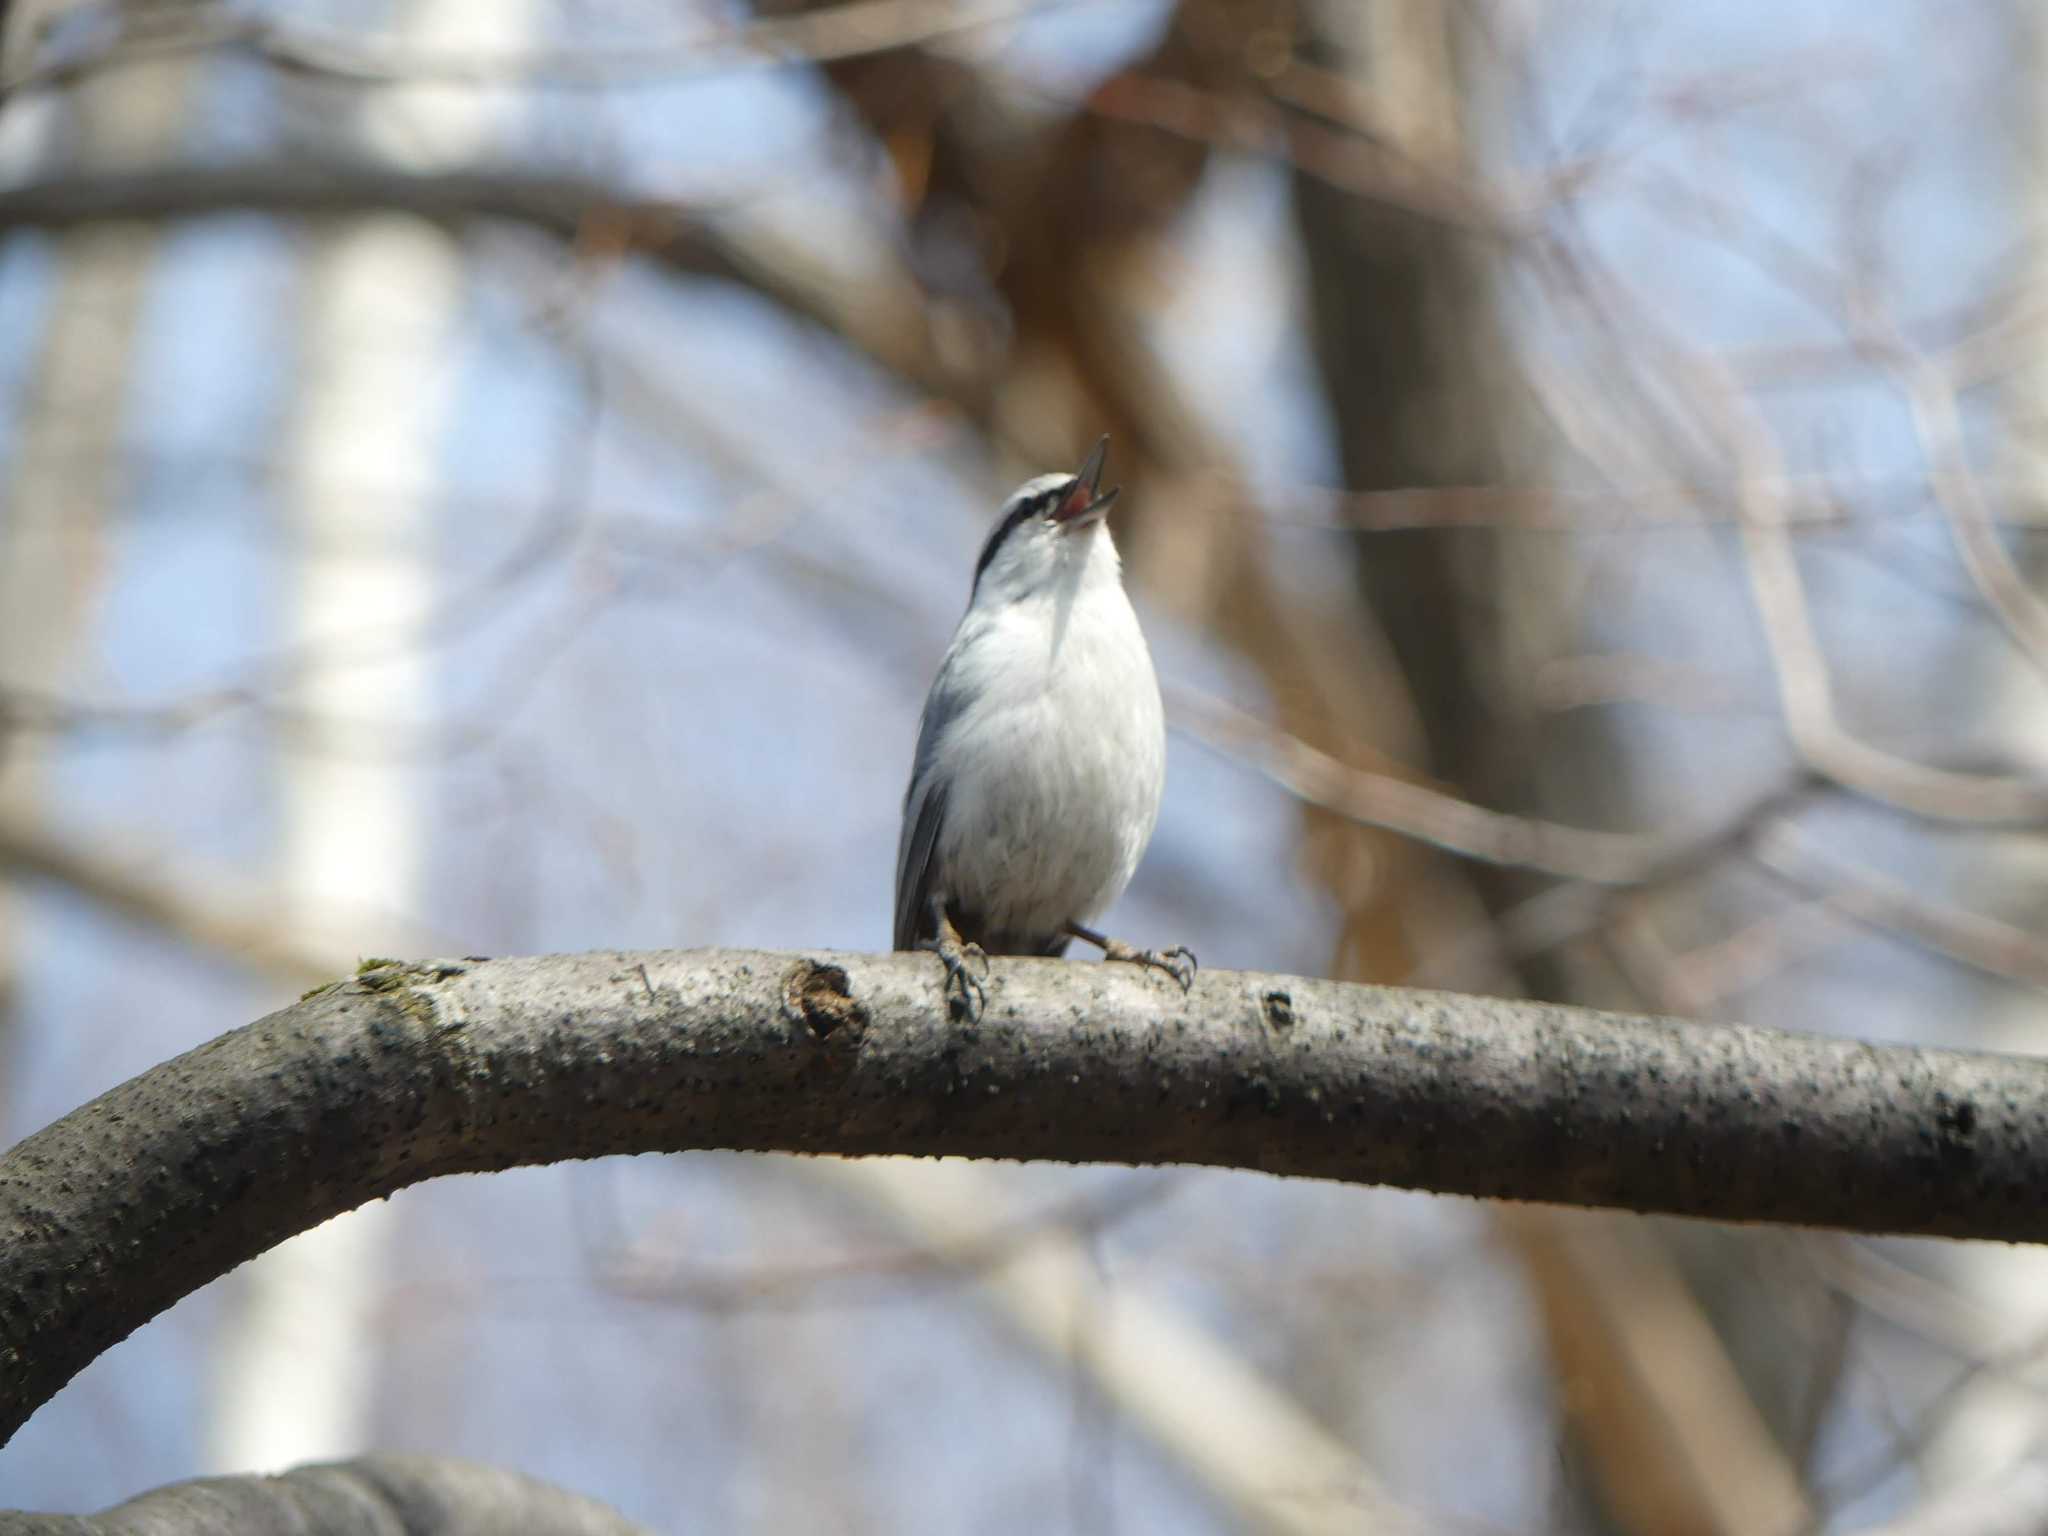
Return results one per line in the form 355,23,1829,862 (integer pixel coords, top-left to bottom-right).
1851,1460,2048,1536
0,0,1067,97
0,811,340,983
1885,328,2048,674
0,1452,655,1535
1695,324,2048,823
598,1173,1174,1310
0,159,957,411
1259,472,2048,533
1167,688,2041,1010
4,947,2048,1446
1172,686,1670,883
0,160,716,260
1752,824,2048,991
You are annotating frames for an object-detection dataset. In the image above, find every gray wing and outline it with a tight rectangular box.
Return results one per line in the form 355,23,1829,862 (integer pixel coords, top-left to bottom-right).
892,657,968,951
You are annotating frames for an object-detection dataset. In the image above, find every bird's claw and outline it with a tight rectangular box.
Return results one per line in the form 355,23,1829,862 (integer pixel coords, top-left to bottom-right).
1103,940,1197,991
1156,945,1198,990
920,935,989,1021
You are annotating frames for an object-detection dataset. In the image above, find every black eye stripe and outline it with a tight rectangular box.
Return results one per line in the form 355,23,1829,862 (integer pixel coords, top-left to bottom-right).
970,482,1070,592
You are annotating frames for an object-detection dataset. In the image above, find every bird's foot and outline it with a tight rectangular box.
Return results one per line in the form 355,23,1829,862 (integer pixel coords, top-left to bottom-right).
918,932,989,1021
1099,938,1198,991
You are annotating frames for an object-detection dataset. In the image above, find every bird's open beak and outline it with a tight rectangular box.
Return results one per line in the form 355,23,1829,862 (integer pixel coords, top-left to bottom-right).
1054,435,1119,526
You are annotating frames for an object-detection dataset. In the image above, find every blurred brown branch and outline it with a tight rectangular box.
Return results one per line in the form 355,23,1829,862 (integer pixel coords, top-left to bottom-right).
1180,685,2048,998
1752,824,2048,992
1261,474,2048,533
598,1174,1174,1310
1615,894,1857,1018
0,811,336,982
1079,69,1511,232
1880,323,2048,675
0,160,726,260
0,154,959,410
1507,1209,1815,1535
1172,686,1670,883
0,0,1069,97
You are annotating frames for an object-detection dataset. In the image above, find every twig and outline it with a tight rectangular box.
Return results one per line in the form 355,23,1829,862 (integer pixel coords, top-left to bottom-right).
1529,651,1751,715
598,1175,1175,1310
1799,1235,2039,1362
0,812,344,983
0,0,1077,98
1656,895,1856,1015
1651,299,2048,824
1170,686,1667,883
1882,328,2048,674
1257,474,2048,534
809,1158,1432,1536
1072,71,1510,234
1516,222,2048,823
1849,1460,2048,1536
1812,1320,2048,1525
1751,823,2048,992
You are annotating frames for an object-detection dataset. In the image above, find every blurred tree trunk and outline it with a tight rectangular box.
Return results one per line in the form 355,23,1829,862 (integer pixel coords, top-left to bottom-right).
202,0,539,1474
1291,2,1521,795
1913,4,2048,1491
1285,0,1565,997
1288,7,1819,1532
0,5,194,1108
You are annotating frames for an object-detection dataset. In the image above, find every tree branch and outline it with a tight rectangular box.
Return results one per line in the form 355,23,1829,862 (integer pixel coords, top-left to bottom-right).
0,1453,656,1534
0,161,954,402
0,162,720,264
5,947,2047,1445
0,0,1063,98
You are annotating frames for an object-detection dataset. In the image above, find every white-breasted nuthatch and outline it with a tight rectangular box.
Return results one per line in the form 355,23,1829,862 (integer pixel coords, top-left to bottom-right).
894,437,1194,1017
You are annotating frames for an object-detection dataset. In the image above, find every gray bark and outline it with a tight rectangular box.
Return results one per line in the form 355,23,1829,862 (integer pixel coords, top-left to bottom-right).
0,1453,655,1534
3,948,2046,1446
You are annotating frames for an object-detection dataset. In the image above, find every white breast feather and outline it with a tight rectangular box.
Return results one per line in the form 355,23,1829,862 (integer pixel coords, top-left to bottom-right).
927,535,1164,943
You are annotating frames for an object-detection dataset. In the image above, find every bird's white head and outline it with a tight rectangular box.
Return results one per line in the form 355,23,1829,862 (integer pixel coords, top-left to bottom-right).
968,436,1123,608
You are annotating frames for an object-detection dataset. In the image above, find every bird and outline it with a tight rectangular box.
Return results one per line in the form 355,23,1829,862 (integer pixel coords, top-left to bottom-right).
894,436,1194,1019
